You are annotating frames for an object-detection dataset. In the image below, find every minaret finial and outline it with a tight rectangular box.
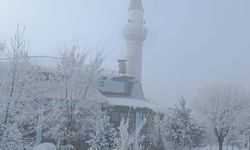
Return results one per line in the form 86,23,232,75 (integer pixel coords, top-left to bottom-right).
129,0,143,10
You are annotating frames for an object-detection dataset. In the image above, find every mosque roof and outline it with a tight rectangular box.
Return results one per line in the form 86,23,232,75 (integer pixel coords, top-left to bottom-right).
105,97,165,113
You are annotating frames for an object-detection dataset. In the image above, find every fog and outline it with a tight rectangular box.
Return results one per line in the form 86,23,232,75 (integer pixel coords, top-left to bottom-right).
1,0,250,106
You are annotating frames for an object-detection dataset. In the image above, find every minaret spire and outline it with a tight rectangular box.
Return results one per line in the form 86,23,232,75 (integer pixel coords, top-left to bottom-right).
124,0,147,82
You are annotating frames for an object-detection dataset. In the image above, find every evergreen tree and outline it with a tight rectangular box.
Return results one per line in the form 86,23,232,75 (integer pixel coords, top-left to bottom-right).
88,115,119,150
160,97,205,150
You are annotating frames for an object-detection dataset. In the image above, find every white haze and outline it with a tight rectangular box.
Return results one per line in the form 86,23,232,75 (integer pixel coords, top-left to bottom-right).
0,0,250,106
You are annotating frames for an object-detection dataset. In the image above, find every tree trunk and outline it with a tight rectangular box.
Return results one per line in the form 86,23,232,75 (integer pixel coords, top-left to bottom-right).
248,136,250,150
218,138,224,150
219,142,223,150
4,101,10,125
210,144,212,150
4,70,16,125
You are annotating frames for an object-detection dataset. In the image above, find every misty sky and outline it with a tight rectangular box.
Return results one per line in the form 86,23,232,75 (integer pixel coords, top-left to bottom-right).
1,0,250,106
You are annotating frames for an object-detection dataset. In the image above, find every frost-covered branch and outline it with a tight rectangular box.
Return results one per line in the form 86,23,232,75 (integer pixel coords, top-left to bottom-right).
41,43,105,149
0,24,39,150
194,83,249,150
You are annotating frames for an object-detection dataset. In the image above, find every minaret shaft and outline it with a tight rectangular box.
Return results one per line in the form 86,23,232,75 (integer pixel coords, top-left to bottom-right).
127,42,143,81
124,0,147,82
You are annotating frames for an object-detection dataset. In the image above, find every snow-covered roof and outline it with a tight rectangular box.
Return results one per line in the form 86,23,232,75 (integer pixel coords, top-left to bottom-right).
105,97,165,113
29,56,60,69
101,69,134,79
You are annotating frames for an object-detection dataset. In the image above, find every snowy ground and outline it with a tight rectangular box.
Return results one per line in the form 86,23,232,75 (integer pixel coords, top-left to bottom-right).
32,143,249,150
32,143,56,150
194,145,248,150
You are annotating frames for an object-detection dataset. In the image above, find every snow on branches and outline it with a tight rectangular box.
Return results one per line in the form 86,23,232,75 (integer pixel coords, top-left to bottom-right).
160,97,205,150
41,44,105,148
194,83,250,150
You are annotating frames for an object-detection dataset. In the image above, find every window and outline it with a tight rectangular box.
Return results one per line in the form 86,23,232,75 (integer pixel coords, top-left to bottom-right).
98,78,130,95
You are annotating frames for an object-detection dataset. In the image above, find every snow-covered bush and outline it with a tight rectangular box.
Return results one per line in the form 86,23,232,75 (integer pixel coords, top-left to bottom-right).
89,111,149,150
116,112,147,150
117,118,133,150
0,124,23,150
88,115,119,150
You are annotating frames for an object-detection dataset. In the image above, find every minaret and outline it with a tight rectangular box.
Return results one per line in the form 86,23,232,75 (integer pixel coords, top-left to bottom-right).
124,0,147,83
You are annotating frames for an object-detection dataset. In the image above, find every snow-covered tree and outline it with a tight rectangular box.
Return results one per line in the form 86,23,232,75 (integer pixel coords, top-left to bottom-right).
0,25,39,149
240,106,250,150
88,110,150,150
116,111,148,150
88,115,119,150
160,97,205,150
194,83,249,150
117,118,132,150
226,114,250,150
150,113,162,148
131,116,147,150
42,44,105,148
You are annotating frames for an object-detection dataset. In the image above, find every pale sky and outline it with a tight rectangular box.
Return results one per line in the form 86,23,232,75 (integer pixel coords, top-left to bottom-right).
1,0,250,106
